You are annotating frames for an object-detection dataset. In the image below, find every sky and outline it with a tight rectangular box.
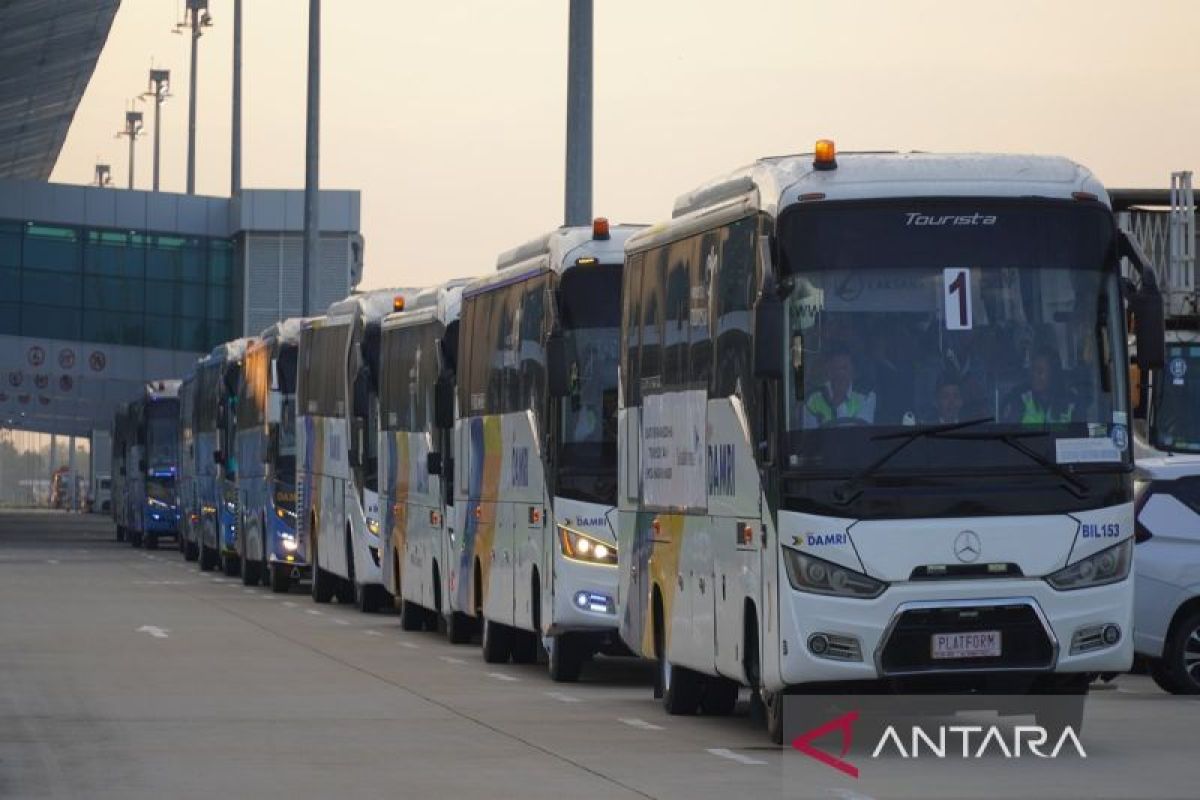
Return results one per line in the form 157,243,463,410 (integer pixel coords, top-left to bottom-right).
52,0,1200,291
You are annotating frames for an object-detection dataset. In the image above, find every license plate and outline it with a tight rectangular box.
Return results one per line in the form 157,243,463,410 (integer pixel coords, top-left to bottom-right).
931,630,1001,659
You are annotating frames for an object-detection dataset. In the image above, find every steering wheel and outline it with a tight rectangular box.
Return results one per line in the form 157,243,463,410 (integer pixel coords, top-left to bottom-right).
821,416,869,429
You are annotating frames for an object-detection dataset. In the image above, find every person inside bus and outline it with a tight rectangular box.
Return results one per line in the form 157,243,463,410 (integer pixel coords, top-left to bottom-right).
1002,347,1078,424
927,371,965,424
803,347,877,427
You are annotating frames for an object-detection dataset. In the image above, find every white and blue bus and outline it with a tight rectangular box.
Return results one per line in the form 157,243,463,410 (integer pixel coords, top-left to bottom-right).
126,381,182,549
236,319,306,592
615,143,1166,739
452,219,644,680
378,281,469,634
177,372,198,559
298,289,419,611
111,403,135,543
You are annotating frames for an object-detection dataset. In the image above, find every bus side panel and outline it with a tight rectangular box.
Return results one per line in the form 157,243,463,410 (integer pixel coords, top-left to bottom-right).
512,410,546,632
406,430,444,613
709,397,763,685
455,416,501,617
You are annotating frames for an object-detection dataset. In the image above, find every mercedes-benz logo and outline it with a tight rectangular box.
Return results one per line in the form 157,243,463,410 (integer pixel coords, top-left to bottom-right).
953,530,981,563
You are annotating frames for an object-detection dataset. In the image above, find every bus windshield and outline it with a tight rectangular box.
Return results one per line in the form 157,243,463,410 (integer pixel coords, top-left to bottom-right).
557,263,621,504
146,401,179,471
1151,343,1200,453
778,200,1129,476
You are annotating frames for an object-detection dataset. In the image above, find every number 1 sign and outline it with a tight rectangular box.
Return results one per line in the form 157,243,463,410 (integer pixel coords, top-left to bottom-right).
943,268,973,330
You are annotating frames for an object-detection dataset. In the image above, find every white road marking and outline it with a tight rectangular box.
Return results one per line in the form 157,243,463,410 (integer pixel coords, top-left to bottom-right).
399,641,420,649
363,630,383,636
332,618,350,626
46,559,59,564
306,609,324,616
282,601,298,608
439,656,467,665
133,580,189,586
706,748,766,766
619,718,664,731
136,625,169,639
545,691,581,703
487,672,519,682
242,588,255,593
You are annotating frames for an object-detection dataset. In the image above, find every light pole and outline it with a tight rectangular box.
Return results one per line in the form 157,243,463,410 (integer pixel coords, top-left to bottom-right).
231,0,242,196
176,0,212,195
117,110,144,190
141,68,171,192
564,0,594,226
303,0,321,315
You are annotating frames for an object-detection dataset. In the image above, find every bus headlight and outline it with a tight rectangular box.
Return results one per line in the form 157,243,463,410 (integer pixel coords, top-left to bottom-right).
558,526,617,566
1045,539,1132,591
367,518,380,537
279,531,299,552
782,548,887,599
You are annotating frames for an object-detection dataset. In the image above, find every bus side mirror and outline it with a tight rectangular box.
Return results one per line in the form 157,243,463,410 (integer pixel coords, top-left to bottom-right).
547,334,572,397
212,450,224,466
753,296,784,380
1132,287,1166,370
266,392,282,425
427,452,442,476
434,374,455,429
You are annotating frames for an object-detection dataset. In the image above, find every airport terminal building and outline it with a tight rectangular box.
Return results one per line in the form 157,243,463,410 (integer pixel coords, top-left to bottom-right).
0,1,364,438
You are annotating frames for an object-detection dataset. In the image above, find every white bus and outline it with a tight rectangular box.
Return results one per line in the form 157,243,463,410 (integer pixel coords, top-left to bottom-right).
377,281,469,634
236,319,306,592
615,143,1165,738
298,289,419,611
453,219,644,680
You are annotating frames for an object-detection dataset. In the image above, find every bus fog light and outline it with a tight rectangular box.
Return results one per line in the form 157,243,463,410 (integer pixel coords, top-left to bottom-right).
574,591,614,614
808,632,862,662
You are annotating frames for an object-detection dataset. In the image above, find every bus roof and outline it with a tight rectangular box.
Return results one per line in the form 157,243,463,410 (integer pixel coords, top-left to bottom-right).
382,279,469,331
467,222,645,299
666,151,1110,224
143,379,181,402
325,287,423,325
257,316,308,346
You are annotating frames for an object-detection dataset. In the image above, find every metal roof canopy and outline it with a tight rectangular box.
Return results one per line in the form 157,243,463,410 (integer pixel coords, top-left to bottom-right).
0,0,121,181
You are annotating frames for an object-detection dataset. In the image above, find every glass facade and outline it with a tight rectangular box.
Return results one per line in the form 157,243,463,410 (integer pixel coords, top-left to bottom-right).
0,219,236,352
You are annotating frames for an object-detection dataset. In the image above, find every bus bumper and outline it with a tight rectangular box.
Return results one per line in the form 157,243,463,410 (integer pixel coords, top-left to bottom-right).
776,576,1133,688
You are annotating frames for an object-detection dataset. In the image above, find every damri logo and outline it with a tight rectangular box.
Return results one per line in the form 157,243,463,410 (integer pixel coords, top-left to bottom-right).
791,709,1086,778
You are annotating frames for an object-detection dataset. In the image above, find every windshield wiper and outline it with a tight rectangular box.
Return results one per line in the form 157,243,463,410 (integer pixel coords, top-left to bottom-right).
931,430,1091,499
832,417,994,504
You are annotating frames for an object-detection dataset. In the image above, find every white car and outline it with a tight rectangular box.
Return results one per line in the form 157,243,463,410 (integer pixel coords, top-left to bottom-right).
1133,453,1200,693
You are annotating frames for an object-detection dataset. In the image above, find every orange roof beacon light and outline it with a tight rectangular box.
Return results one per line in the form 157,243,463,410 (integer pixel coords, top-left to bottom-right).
592,217,610,240
392,295,405,312
813,139,838,171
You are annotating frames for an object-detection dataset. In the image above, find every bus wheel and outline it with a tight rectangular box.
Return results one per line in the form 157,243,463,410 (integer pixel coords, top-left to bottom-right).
144,534,158,550
446,612,474,644
400,600,425,631
242,557,262,586
311,532,334,604
548,634,584,682
511,630,539,665
764,689,786,745
116,526,126,543
130,530,142,548
699,676,739,716
481,617,512,664
269,563,291,594
184,540,199,562
221,554,240,577
199,545,217,571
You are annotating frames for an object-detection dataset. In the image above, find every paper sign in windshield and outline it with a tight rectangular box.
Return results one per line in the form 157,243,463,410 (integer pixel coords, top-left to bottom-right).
1055,437,1121,464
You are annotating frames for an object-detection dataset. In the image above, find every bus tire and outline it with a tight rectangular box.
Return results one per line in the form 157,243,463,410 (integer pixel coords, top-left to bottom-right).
242,558,262,586
765,689,786,745
481,617,511,664
311,529,335,604
116,526,126,543
130,530,142,548
184,540,199,562
355,583,384,613
221,554,240,577
511,629,539,665
144,534,158,550
400,599,425,631
199,545,217,571
446,611,473,644
269,563,291,594
699,676,739,716
548,634,584,682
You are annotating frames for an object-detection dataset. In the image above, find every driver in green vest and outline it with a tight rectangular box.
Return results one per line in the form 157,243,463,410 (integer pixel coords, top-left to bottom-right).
803,348,877,427
1003,348,1077,424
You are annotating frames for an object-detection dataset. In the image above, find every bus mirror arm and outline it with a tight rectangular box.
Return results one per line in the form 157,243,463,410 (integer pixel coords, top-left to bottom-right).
433,375,455,430
427,452,442,476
